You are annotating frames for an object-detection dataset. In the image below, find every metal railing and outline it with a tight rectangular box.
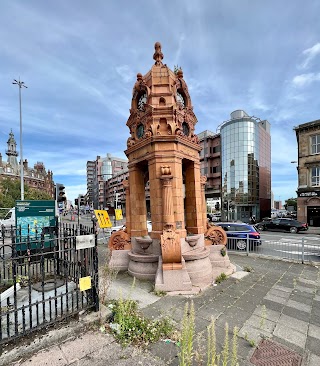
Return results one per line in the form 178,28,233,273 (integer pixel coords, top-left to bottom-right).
0,223,98,347
226,234,320,264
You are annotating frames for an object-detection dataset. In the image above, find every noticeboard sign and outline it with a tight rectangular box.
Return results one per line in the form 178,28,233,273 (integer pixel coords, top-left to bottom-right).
15,200,56,248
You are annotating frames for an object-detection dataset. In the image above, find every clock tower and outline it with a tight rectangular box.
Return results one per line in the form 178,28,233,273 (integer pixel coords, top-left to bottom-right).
110,42,230,292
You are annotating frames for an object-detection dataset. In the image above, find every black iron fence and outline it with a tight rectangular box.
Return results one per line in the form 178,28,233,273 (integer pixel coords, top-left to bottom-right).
0,223,98,347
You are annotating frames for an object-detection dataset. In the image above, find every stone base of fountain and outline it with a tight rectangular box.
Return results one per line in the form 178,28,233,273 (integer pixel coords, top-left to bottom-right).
209,245,236,281
155,256,192,292
128,251,159,280
182,246,212,286
109,250,131,271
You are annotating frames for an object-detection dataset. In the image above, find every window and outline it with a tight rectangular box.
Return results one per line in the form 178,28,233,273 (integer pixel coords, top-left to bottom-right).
311,135,320,154
311,167,320,186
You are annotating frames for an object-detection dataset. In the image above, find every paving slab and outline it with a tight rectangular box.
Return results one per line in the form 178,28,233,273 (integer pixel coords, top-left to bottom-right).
274,323,307,349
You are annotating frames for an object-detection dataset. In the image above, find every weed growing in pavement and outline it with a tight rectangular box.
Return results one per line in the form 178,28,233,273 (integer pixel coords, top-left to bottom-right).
231,326,239,366
194,332,205,366
178,301,195,366
108,290,173,347
99,252,118,305
243,266,254,273
207,318,217,366
221,323,229,366
153,288,167,297
244,332,256,347
215,273,227,284
293,278,297,289
259,305,267,330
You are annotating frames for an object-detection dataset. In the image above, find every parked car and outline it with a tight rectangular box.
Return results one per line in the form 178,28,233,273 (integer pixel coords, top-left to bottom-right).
256,218,308,234
215,222,262,250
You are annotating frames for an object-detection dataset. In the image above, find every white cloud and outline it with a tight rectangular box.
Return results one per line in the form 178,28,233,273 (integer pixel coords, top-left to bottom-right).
300,43,320,69
292,73,320,87
115,65,135,83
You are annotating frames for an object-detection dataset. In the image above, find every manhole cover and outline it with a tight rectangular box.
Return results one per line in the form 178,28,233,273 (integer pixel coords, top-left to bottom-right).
250,339,302,366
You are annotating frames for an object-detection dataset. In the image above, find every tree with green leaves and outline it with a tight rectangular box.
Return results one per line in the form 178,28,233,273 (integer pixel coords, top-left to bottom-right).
0,178,52,215
284,197,297,211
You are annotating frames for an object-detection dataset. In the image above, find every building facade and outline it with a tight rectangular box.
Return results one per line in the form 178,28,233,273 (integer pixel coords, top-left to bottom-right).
198,130,221,199
0,131,54,197
220,110,271,222
294,119,320,226
87,154,128,209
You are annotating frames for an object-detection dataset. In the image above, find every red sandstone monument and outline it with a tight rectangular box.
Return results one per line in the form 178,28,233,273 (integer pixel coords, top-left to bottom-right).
109,42,234,292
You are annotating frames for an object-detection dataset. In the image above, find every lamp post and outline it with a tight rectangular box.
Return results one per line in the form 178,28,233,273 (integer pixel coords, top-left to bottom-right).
12,78,27,200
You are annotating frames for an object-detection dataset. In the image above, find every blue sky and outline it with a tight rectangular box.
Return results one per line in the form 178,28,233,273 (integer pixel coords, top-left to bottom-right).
0,0,319,203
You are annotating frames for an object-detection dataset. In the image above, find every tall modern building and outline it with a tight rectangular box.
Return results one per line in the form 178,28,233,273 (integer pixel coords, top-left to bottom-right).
220,110,271,222
87,154,128,209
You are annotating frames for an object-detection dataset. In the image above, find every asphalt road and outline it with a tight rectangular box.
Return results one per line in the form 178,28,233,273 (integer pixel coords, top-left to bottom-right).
246,231,320,263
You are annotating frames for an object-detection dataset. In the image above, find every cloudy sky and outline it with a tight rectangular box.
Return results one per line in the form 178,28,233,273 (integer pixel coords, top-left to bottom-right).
0,0,319,203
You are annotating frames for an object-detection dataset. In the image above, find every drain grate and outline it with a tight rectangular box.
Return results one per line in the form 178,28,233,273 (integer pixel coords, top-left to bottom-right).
250,339,302,366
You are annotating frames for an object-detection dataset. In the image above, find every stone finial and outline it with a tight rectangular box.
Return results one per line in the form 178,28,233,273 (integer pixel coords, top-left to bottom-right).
153,42,163,65
137,73,143,82
177,69,183,79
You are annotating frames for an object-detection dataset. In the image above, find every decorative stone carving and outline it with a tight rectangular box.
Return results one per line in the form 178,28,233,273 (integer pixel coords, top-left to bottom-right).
109,229,131,251
153,41,163,65
136,237,153,253
161,165,171,175
204,225,227,246
161,229,182,270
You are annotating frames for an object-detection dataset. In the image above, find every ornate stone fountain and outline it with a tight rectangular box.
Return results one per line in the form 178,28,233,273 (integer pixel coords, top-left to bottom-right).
109,42,234,292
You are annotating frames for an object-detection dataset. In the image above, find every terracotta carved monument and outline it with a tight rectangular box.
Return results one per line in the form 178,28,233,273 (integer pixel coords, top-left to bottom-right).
109,42,234,291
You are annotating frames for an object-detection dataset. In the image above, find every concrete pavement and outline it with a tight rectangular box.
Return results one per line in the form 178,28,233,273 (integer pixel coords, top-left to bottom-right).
2,253,320,366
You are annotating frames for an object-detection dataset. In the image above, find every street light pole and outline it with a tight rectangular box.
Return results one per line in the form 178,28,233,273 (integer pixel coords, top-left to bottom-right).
12,78,27,201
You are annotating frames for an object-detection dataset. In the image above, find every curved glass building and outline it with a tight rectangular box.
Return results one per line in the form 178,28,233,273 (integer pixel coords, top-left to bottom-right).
220,110,271,222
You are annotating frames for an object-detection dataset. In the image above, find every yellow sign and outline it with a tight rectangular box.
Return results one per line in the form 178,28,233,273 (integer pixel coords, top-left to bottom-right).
94,210,112,228
115,209,123,221
79,276,91,291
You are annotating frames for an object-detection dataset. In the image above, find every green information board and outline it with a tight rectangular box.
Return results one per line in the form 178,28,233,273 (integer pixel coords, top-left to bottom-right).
15,200,56,248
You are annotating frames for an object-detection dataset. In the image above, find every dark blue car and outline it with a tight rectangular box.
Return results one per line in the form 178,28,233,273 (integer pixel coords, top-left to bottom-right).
215,222,262,250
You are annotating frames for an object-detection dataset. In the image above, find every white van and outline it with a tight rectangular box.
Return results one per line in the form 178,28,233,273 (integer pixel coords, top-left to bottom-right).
0,208,15,233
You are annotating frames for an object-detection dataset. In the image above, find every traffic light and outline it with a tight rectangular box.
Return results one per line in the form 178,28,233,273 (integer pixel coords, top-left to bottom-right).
75,198,79,206
56,183,66,203
79,195,85,206
215,202,220,211
223,201,229,210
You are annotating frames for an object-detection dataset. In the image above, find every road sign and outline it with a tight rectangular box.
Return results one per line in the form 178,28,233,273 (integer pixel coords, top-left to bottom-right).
94,210,112,228
115,209,123,221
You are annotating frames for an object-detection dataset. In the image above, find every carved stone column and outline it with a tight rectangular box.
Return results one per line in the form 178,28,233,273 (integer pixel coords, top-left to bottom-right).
160,165,182,270
160,165,174,229
201,175,207,233
122,179,130,235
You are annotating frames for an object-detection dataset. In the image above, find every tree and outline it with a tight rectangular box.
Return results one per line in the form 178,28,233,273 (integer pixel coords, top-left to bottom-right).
0,178,52,215
284,197,297,211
